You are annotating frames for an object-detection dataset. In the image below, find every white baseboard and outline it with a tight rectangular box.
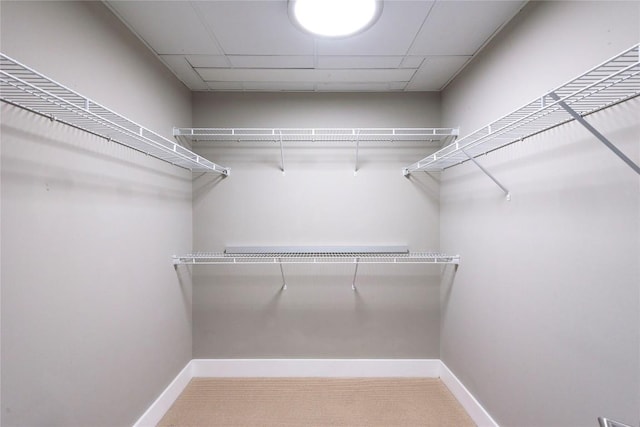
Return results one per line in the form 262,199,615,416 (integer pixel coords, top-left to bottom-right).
191,358,441,378
132,361,193,427
439,362,499,427
133,359,497,427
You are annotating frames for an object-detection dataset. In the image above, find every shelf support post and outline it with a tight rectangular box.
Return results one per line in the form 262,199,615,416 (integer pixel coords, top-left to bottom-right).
461,148,511,200
352,258,359,291
279,258,287,290
278,130,286,175
549,92,640,175
354,129,361,176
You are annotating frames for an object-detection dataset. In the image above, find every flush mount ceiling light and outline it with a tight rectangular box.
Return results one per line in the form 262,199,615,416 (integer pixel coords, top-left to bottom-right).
289,0,382,38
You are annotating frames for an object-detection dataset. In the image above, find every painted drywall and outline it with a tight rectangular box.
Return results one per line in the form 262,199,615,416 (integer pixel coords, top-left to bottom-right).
1,2,193,426
440,2,640,427
190,92,447,358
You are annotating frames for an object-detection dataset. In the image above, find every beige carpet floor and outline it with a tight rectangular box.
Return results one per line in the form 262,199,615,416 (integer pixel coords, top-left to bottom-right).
157,377,476,426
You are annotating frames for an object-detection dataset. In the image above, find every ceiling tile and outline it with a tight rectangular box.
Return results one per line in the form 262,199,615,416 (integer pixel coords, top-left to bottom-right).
409,1,526,55
206,81,244,90
195,1,314,55
316,83,398,91
316,1,434,56
106,1,222,55
186,55,230,68
405,56,470,91
228,56,314,69
317,56,403,69
400,56,425,69
243,82,315,91
196,68,415,83
159,55,209,90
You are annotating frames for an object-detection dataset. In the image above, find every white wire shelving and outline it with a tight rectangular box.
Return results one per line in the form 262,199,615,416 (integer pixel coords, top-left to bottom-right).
404,44,640,176
0,53,229,175
174,127,459,144
173,247,459,290
174,127,458,174
173,251,460,265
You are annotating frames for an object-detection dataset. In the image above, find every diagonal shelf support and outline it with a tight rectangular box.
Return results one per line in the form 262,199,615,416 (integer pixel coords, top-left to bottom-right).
352,258,360,291
354,129,361,176
549,92,640,175
461,149,511,200
278,130,286,175
279,259,287,290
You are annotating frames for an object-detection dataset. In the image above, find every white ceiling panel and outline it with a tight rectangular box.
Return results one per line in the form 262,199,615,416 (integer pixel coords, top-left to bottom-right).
106,1,223,55
316,82,400,91
196,68,415,83
228,56,314,69
206,81,245,90
186,55,230,68
405,56,470,91
159,55,209,90
317,56,403,69
400,56,426,69
106,0,527,91
195,1,314,55
410,1,526,55
316,1,434,56
243,82,316,91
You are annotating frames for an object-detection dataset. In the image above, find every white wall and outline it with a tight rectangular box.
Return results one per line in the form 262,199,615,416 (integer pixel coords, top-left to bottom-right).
190,92,447,358
1,2,193,426
440,2,639,426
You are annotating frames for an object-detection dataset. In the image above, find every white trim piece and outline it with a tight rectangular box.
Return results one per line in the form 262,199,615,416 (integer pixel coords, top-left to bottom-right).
132,360,193,427
132,359,498,427
440,361,499,427
191,358,441,378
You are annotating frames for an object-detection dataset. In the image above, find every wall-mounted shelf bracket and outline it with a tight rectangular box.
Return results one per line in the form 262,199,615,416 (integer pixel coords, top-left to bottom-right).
279,259,287,290
278,130,286,175
354,130,361,176
352,258,360,290
598,417,633,427
461,149,511,200
549,92,640,175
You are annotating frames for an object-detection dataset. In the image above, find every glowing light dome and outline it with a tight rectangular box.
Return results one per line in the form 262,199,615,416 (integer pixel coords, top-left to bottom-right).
289,0,382,38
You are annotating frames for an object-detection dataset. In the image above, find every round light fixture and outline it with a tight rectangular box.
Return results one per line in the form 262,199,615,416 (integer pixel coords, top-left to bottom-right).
289,0,382,38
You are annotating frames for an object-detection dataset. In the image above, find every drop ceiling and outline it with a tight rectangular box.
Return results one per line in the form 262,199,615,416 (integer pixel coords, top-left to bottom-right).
105,0,527,92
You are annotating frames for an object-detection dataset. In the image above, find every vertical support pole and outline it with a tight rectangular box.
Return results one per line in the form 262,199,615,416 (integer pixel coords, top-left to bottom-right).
352,258,359,291
279,259,287,290
354,129,361,176
278,130,286,175
461,148,511,200
549,92,640,175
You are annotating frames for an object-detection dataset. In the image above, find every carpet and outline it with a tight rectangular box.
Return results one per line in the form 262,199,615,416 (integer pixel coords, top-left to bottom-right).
157,377,476,426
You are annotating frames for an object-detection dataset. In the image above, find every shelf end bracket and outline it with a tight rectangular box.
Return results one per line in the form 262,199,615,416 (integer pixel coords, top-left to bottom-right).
461,148,511,200
549,92,640,175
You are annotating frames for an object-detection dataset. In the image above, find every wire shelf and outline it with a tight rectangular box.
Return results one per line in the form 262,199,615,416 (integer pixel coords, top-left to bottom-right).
0,53,229,175
173,251,460,265
404,44,640,174
174,127,459,145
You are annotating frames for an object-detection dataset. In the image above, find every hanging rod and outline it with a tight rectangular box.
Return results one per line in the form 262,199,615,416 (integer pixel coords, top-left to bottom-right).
0,53,229,175
404,43,640,175
173,127,459,145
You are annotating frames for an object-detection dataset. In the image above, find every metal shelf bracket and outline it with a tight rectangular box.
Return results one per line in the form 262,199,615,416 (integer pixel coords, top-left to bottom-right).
549,92,640,175
461,149,511,200
352,258,360,290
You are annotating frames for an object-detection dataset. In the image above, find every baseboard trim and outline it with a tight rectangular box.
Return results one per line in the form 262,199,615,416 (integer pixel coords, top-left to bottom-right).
133,359,498,427
191,358,441,378
132,360,193,427
440,362,499,427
